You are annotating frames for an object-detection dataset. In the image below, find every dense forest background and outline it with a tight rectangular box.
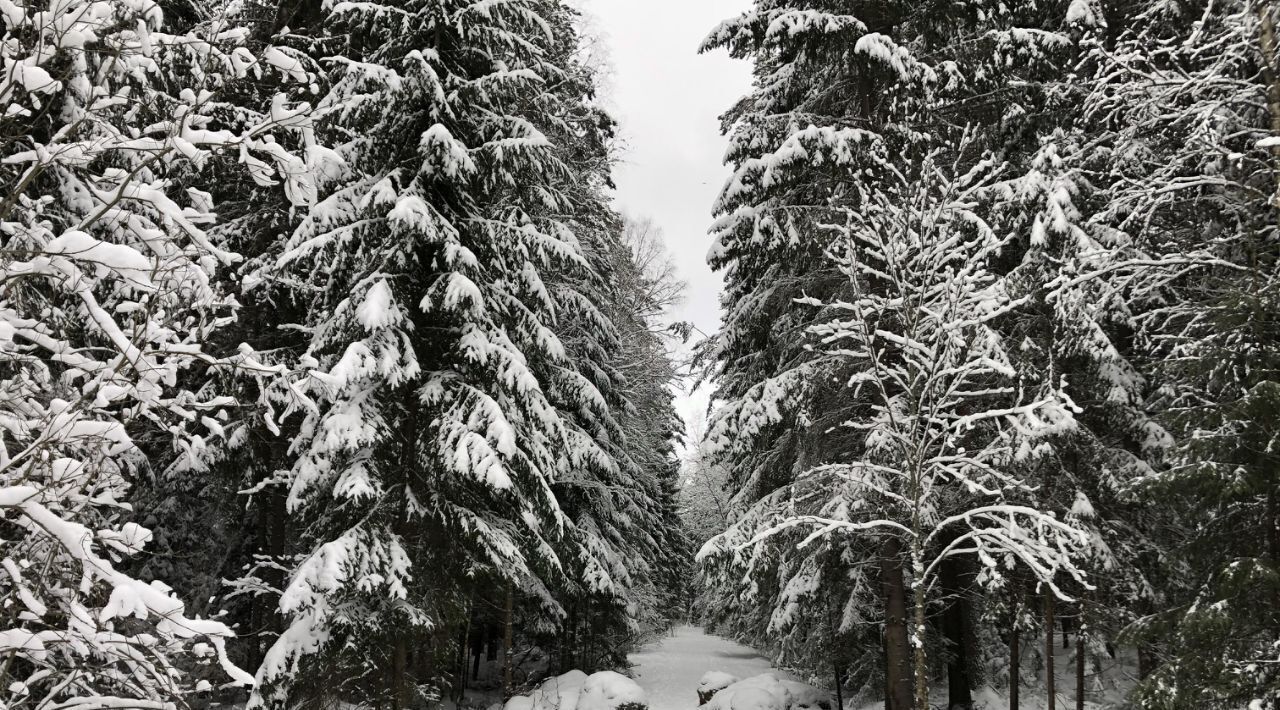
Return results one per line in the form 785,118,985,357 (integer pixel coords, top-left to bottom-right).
0,1,1278,710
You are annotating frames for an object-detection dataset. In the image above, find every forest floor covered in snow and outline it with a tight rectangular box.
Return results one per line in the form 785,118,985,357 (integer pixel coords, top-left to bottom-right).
628,627,1136,710
628,627,796,710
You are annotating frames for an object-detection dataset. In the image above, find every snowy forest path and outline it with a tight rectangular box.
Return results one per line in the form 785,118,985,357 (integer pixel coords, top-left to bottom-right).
628,626,794,710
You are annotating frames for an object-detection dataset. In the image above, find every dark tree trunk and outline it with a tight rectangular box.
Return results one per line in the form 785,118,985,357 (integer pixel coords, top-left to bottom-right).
941,557,974,710
1270,487,1280,566
392,638,408,710
830,593,844,710
1138,645,1156,681
1268,488,1280,611
502,583,515,697
1075,624,1085,710
884,635,891,710
456,601,472,702
833,653,845,710
562,602,577,673
1045,593,1056,710
881,538,912,710
1010,589,1020,710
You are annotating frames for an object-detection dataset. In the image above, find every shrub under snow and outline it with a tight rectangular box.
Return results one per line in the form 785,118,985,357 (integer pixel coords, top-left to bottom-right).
698,671,741,704
698,673,832,710
505,670,647,710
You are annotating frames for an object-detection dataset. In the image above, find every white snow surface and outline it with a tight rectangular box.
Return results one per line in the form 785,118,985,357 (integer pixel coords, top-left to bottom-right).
629,627,796,710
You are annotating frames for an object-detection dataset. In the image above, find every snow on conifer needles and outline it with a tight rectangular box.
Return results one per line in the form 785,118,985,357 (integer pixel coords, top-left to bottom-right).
3,0,1280,708
2,0,690,708
694,1,1280,708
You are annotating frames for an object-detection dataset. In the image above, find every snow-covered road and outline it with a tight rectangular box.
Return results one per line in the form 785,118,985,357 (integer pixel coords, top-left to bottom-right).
628,626,794,710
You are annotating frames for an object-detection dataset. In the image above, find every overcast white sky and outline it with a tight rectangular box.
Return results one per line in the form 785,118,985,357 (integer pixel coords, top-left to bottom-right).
579,0,753,439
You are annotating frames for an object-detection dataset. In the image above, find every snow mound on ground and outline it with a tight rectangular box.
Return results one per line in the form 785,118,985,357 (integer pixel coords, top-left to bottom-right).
505,670,646,710
699,673,832,710
778,680,830,710
534,669,590,710
699,671,741,703
577,671,647,710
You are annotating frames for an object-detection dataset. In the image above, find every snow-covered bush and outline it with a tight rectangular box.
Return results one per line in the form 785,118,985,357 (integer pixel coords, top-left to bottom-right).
504,670,647,710
698,671,740,704
578,671,648,710
698,673,831,710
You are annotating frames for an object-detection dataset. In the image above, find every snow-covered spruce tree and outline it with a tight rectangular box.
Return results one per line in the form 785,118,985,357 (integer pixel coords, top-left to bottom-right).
239,1,682,705
563,214,691,653
696,5,927,676
528,126,690,671
616,223,695,642
1068,0,1280,706
982,123,1175,707
0,0,321,705
697,2,1117,705
700,145,1091,710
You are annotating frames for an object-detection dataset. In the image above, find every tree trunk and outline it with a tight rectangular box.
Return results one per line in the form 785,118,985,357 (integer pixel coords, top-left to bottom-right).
1045,593,1056,710
913,581,928,710
942,558,974,710
1269,488,1280,611
502,582,515,697
884,635,891,710
830,593,845,710
248,484,289,671
1075,621,1085,710
834,651,845,710
456,598,472,702
392,638,408,710
881,538,913,710
1269,486,1279,562
1138,645,1156,681
1009,589,1020,710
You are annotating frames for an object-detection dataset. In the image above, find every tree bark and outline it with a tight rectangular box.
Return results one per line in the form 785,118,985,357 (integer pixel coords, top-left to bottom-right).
392,638,408,710
1045,593,1056,710
1269,488,1280,611
456,595,473,702
1075,619,1085,710
1269,486,1279,560
913,581,928,710
942,558,974,710
471,630,483,682
830,593,845,710
881,538,913,710
502,582,515,697
1010,587,1021,710
1138,644,1156,681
